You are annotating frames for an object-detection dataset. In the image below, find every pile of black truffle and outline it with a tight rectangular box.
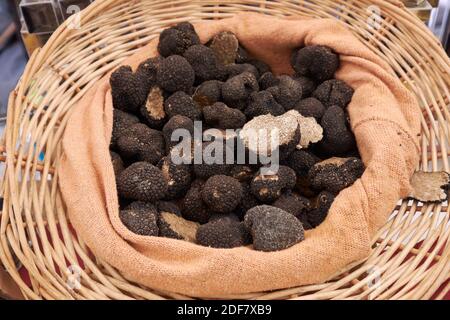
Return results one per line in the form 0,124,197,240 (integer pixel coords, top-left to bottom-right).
109,22,365,252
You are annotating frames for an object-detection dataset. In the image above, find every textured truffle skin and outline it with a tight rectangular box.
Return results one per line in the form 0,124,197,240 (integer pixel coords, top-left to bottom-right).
196,219,251,248
308,157,364,194
222,71,259,109
164,91,201,121
203,102,246,129
295,75,316,97
287,149,321,177
235,45,249,63
157,55,195,93
159,156,192,200
248,59,271,75
312,79,354,108
250,165,296,203
162,114,194,152
202,175,243,213
193,80,223,106
307,191,335,227
156,200,181,216
193,142,233,179
119,201,159,236
259,72,279,90
111,109,139,148
317,105,356,156
209,31,239,65
291,45,339,82
182,180,211,223
157,22,200,57
244,90,285,119
272,191,310,218
116,123,165,165
117,162,168,202
269,75,303,110
223,63,259,79
294,97,326,120
235,182,261,220
184,45,221,83
244,205,304,251
110,151,124,177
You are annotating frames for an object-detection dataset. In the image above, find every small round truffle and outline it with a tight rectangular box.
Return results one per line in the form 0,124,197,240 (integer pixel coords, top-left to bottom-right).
202,175,243,213
244,90,285,119
157,22,200,57
182,180,211,223
258,72,279,90
164,91,201,121
307,191,335,227
287,149,321,177
294,97,326,121
193,80,223,107
196,219,251,248
308,157,364,194
157,55,195,93
119,202,159,236
291,45,339,82
250,165,296,203
312,79,354,108
183,44,220,83
159,156,192,200
268,75,303,110
116,123,165,165
203,102,246,129
117,162,168,202
111,109,139,148
244,205,304,251
222,71,259,109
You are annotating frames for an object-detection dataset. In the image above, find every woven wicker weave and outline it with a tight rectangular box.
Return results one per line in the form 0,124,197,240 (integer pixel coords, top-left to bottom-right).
0,0,449,300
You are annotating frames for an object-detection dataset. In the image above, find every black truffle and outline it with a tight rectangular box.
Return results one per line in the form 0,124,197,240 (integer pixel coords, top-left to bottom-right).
182,180,211,223
244,205,304,251
110,151,124,177
287,149,321,177
117,162,168,202
248,59,271,75
157,55,195,93
291,45,339,82
159,156,192,200
223,63,259,79
162,114,194,152
156,200,181,216
316,105,356,156
157,22,200,57
140,86,166,129
294,97,326,121
307,191,335,227
193,80,223,107
111,109,139,148
259,72,279,90
164,91,201,121
116,123,165,165
244,90,285,119
235,45,249,63
196,219,251,248
193,142,233,179
183,44,221,83
202,175,243,213
272,191,310,218
119,201,159,236
312,79,354,108
235,182,261,220
268,75,303,110
209,32,239,65
222,71,259,109
250,165,296,203
229,165,255,182
294,75,316,97
308,157,364,194
203,102,246,129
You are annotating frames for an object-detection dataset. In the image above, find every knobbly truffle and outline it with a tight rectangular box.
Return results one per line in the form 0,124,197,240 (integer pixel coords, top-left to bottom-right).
272,191,310,218
291,45,339,82
182,180,211,223
157,55,195,93
244,90,285,119
159,156,192,200
203,102,246,129
308,157,364,194
250,165,296,203
157,200,181,216
157,22,200,57
119,201,159,236
184,44,221,83
209,31,239,65
116,123,165,165
202,175,243,213
295,75,316,97
248,59,271,75
294,97,326,121
259,72,279,90
196,219,251,248
193,80,223,107
164,91,201,121
313,79,354,108
111,109,139,148
307,191,335,227
222,71,259,109
287,149,321,177
317,105,356,156
268,75,303,110
117,162,168,202
244,205,304,251
235,182,261,220
224,63,259,79
158,212,199,241
110,151,124,177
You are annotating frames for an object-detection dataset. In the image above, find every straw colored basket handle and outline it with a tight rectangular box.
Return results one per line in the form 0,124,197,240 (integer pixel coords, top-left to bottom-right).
0,0,449,300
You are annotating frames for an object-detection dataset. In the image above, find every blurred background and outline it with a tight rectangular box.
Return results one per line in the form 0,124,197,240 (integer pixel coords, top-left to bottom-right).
0,0,449,121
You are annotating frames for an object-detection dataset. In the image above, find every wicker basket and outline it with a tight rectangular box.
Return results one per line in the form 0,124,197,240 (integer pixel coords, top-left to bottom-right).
0,0,449,300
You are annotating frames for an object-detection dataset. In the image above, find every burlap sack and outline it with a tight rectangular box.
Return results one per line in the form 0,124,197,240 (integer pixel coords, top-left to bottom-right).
59,13,421,297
